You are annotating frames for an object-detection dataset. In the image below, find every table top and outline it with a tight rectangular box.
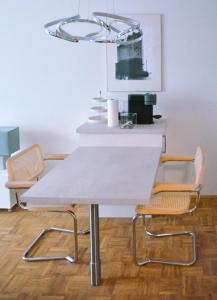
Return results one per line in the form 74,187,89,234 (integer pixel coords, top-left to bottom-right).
76,119,166,135
21,147,161,207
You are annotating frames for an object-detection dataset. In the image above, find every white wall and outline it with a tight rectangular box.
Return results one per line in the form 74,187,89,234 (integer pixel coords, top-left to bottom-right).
0,0,217,194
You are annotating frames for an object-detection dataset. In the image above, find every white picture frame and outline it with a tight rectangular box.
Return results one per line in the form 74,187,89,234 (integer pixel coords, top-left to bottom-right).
106,14,162,92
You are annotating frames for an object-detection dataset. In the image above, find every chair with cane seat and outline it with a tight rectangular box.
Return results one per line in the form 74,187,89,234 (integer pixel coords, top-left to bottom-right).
6,144,88,263
132,146,205,266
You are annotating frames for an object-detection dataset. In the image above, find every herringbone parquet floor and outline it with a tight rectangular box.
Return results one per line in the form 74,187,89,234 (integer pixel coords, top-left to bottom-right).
0,198,216,300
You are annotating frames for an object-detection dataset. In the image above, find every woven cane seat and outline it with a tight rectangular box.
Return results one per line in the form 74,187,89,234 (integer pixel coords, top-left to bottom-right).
136,191,192,215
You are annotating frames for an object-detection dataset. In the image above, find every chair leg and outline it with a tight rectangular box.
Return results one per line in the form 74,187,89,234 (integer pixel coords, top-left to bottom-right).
132,214,197,267
70,205,90,235
22,210,78,263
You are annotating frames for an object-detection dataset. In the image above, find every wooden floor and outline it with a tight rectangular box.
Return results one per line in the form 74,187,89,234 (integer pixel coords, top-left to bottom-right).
0,198,216,300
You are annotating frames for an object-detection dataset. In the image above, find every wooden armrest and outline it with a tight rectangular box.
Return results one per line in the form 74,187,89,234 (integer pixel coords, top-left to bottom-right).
152,183,196,194
160,155,194,163
5,180,36,189
43,154,68,160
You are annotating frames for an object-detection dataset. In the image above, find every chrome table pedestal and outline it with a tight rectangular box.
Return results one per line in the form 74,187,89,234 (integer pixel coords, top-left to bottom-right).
90,204,101,286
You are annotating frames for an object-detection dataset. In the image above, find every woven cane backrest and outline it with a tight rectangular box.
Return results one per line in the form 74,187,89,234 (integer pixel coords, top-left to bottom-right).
6,144,45,181
194,146,205,189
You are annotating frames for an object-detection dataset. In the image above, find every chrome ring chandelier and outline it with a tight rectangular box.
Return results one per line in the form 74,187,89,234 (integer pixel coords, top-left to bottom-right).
44,12,142,45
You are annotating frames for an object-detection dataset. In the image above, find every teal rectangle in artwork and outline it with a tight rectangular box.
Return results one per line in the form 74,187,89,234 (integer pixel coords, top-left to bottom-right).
0,127,20,156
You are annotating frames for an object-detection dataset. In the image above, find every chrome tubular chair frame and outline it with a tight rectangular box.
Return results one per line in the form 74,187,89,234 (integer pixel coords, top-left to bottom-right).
132,146,205,267
14,193,78,263
132,214,197,267
22,209,78,263
15,192,90,236
6,144,90,265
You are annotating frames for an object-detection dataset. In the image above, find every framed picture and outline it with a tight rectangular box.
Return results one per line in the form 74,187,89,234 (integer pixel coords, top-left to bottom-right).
106,14,161,92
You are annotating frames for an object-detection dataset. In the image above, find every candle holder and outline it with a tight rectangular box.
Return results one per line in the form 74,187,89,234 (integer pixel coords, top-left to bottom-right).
88,91,107,124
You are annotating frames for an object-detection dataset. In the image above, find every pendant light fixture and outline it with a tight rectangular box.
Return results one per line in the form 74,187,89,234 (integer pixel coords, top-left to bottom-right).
44,1,142,45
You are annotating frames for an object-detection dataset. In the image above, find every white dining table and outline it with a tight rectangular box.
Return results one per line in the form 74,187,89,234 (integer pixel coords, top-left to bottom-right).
21,146,161,286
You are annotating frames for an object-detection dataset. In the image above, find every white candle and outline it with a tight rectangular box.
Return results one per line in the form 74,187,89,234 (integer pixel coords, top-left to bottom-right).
107,99,119,127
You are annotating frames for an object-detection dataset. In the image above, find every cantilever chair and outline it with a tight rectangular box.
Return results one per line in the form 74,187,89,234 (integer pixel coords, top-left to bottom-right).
132,146,205,266
6,144,88,263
